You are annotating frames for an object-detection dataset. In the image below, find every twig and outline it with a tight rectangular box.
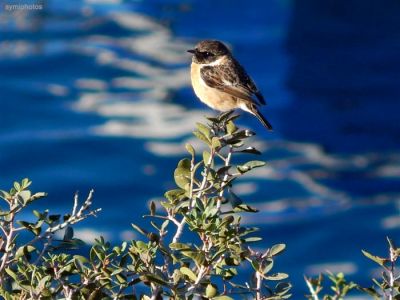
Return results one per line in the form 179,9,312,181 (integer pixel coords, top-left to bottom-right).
0,211,15,280
172,150,214,244
256,271,262,300
217,144,233,211
305,277,320,300
388,245,396,300
27,190,100,247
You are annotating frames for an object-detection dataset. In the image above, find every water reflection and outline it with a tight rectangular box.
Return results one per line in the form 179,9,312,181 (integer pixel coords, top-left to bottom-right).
284,0,400,152
1,0,399,226
280,0,400,290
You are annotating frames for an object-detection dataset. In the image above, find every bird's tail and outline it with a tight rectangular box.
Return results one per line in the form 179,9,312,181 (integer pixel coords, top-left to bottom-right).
253,108,273,131
242,103,273,131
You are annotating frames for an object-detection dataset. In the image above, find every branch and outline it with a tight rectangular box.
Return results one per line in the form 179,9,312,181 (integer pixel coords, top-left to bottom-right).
172,150,214,244
305,277,320,300
217,144,233,211
28,190,101,246
256,271,262,300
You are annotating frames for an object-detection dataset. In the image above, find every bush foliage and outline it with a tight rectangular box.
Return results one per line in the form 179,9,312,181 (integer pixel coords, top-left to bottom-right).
0,113,398,299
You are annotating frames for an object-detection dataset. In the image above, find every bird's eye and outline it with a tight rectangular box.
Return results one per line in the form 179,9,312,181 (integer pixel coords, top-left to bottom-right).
204,51,213,57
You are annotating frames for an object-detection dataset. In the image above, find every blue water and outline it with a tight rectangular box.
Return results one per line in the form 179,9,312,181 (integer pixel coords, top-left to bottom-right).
1,0,400,296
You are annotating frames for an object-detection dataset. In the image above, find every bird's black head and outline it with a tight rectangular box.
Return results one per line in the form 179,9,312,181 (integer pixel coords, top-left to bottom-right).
188,40,230,64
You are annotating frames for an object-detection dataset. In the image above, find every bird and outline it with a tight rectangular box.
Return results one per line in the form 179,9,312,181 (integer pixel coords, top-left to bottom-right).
188,40,272,130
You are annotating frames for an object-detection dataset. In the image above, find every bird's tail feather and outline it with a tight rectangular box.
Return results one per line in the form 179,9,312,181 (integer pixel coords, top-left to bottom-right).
239,102,273,131
253,109,273,131
245,104,273,131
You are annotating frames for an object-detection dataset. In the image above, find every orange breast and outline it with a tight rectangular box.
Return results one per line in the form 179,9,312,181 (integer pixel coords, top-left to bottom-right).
190,62,237,111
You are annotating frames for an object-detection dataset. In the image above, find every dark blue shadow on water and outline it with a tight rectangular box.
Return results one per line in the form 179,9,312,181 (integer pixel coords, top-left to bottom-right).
283,0,400,153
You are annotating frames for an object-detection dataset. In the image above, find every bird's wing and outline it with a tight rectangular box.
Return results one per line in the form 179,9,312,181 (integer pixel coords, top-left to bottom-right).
200,58,265,105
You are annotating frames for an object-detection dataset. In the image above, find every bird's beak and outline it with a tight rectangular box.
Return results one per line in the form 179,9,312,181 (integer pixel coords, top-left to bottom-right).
187,49,196,54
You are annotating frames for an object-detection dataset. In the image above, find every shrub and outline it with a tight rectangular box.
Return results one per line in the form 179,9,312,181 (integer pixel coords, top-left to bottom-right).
0,113,397,299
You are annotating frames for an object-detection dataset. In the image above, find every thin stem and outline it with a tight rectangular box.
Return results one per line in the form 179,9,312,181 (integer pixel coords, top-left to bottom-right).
217,145,233,211
196,149,215,201
187,235,211,293
27,191,100,247
54,265,73,300
0,211,15,281
33,233,53,265
71,192,79,216
256,271,262,300
305,277,320,300
150,286,161,300
388,246,396,300
172,149,214,244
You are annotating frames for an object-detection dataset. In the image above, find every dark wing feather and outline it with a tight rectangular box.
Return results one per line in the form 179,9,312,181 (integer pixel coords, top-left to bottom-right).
200,58,266,105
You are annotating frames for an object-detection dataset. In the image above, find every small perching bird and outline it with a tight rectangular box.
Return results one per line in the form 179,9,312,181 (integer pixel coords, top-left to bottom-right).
188,40,272,130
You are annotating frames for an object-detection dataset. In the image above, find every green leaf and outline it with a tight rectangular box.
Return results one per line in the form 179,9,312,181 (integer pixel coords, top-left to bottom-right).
270,244,286,256
217,110,236,122
0,209,9,217
88,290,102,300
275,282,292,295
33,210,42,218
174,158,192,190
169,243,192,251
222,256,240,266
165,189,186,203
362,250,387,266
131,223,148,236
226,120,237,134
237,160,266,173
262,259,274,274
227,130,255,144
5,268,19,281
180,267,197,282
181,250,205,267
116,273,127,284
17,221,41,235
193,130,211,145
73,255,89,264
15,245,36,259
238,147,261,155
14,181,21,191
218,215,235,230
217,166,231,178
264,272,289,281
21,178,31,189
360,287,381,298
212,296,234,300
141,274,168,286
242,237,262,243
161,220,169,232
185,143,196,157
206,283,218,298
18,190,31,203
250,260,260,271
30,192,47,201
216,266,237,280
0,190,11,201
233,204,259,213
203,150,211,165
38,275,51,289
196,122,212,140
212,137,222,149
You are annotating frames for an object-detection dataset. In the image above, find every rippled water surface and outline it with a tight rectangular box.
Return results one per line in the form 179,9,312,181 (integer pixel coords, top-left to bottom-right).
1,0,400,295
